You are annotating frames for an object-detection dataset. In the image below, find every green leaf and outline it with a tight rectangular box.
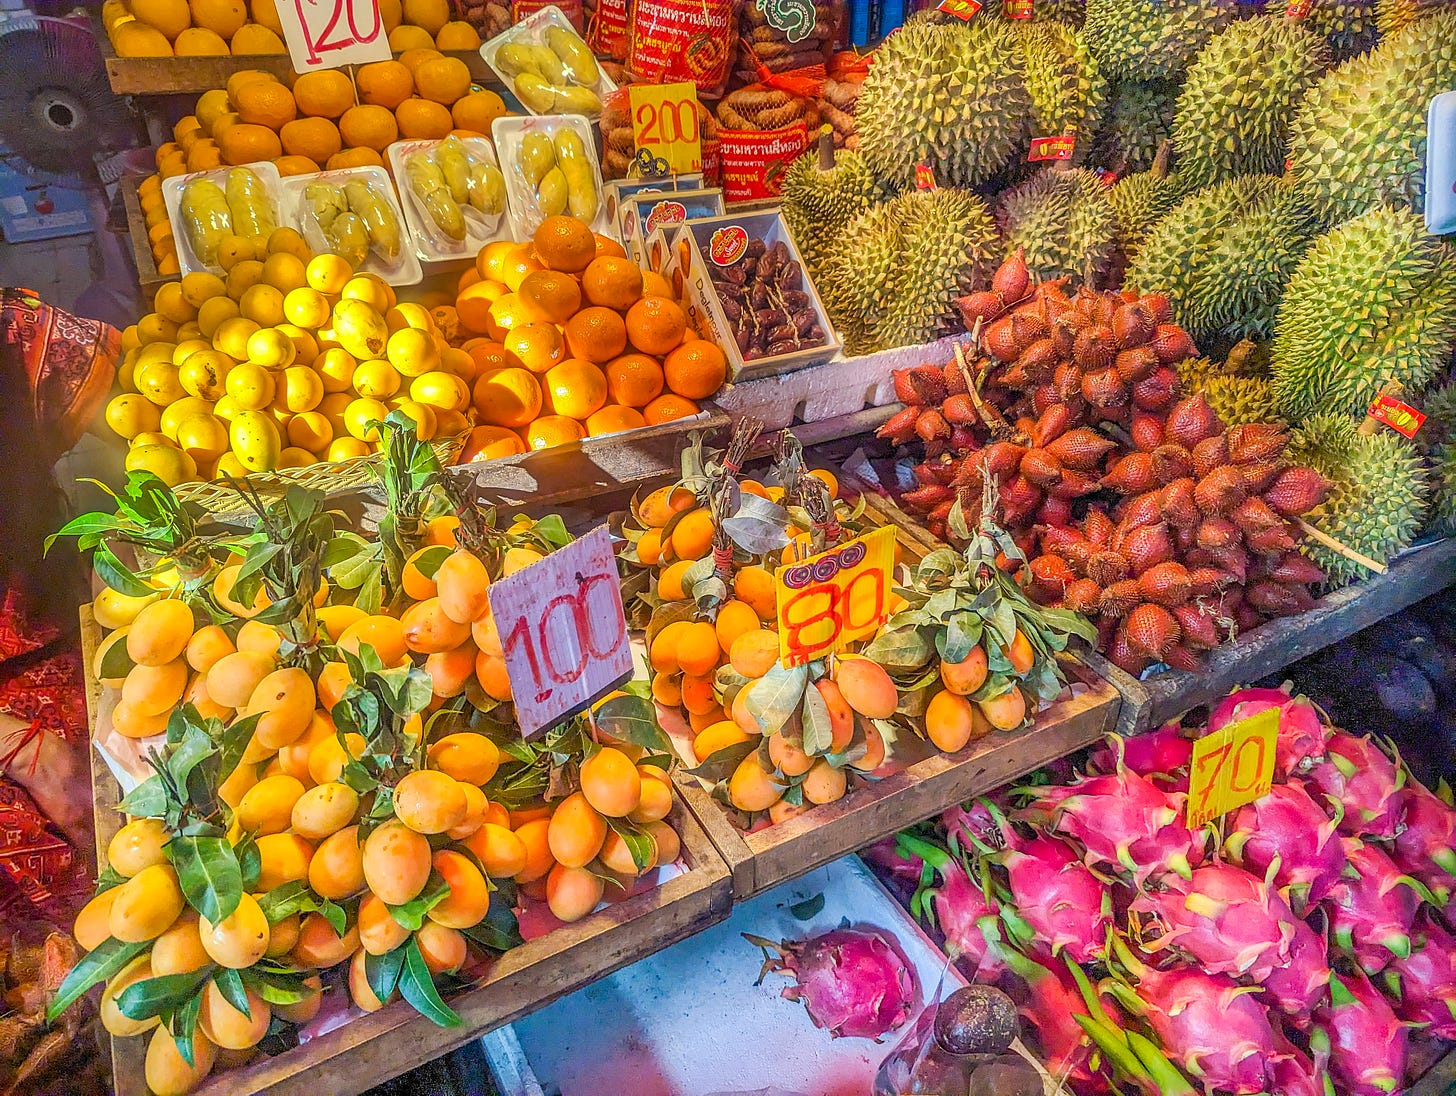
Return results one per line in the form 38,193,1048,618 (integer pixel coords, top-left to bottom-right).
387,873,449,931
212,966,251,1018
801,679,833,757
242,966,317,1006
462,886,523,953
46,938,148,1023
116,966,214,1022
745,663,807,736
940,613,982,665
860,628,935,674
168,834,242,924
171,989,203,1066
399,940,461,1027
118,775,167,818
95,864,128,894
722,504,793,554
607,817,656,872
788,893,825,920
218,712,261,790
365,947,406,1005
592,694,671,754
411,544,452,580
234,833,261,892
526,514,572,550
685,739,759,783
93,543,155,597
99,635,139,681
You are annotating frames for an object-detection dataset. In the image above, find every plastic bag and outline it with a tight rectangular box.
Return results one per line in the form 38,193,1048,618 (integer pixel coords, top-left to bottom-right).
733,0,843,84
715,66,821,200
626,0,740,97
600,87,721,183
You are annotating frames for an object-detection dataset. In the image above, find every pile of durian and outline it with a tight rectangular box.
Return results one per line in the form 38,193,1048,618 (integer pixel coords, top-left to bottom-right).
780,0,1456,584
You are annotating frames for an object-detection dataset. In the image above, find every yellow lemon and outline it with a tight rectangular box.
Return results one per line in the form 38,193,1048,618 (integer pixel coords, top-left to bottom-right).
385,327,439,378
160,396,214,440
135,360,185,406
316,348,356,393
239,283,285,327
262,251,307,293
283,286,331,329
409,370,468,412
246,327,296,369
276,323,319,366
328,437,371,460
340,274,391,313
225,258,266,299
351,358,400,399
105,393,162,440
137,312,178,344
343,397,388,441
213,395,243,422
226,362,276,410
175,413,230,463
197,295,239,338
126,443,198,487
230,410,282,471
280,366,324,412
178,349,233,400
171,338,211,365
153,281,197,324
305,253,352,294
287,411,333,452
389,398,435,439
212,316,260,359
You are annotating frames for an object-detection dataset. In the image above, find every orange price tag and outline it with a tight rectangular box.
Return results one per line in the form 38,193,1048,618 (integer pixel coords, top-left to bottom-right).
775,526,896,668
274,0,390,70
914,163,937,190
629,82,704,177
1186,708,1279,827
1368,394,1426,438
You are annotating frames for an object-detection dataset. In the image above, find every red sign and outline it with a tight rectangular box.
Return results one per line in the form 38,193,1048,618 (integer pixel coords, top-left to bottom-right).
645,200,688,234
708,225,748,265
915,163,937,191
486,526,633,738
1285,0,1312,17
936,0,982,18
717,125,808,200
1003,0,1032,17
1029,135,1077,162
1368,394,1426,438
274,0,390,69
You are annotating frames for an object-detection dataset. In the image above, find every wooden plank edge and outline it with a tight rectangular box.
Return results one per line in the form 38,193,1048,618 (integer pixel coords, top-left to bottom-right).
120,175,168,295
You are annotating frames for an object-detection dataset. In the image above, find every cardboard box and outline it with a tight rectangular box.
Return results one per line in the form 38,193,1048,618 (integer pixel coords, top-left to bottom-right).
602,174,705,231
0,149,95,242
617,186,723,266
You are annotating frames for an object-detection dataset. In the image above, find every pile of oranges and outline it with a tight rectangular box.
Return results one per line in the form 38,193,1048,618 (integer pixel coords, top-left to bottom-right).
103,0,483,57
454,215,727,459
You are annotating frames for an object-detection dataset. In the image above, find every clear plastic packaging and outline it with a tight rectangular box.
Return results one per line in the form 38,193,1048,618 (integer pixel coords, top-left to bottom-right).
385,136,511,262
280,165,422,287
162,161,284,276
492,113,610,239
626,0,738,98
480,5,618,120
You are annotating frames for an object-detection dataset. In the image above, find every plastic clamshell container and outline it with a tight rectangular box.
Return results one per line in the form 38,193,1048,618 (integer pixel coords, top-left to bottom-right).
279,166,422,287
492,113,611,239
479,4,618,120
617,187,724,266
386,137,512,263
602,173,705,230
162,160,284,276
1427,90,1456,236
654,208,839,381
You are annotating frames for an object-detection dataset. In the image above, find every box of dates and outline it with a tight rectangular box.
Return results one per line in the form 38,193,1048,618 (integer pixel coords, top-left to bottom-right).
655,209,839,381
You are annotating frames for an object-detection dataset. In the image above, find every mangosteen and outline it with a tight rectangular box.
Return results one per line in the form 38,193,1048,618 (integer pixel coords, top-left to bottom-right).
934,985,1020,1056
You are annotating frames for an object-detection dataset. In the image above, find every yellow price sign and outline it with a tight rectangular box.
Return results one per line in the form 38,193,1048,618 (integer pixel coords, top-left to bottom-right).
775,526,896,668
629,82,703,177
1186,707,1279,827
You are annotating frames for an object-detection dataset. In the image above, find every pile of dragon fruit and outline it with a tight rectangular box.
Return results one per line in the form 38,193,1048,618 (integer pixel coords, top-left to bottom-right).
869,685,1456,1095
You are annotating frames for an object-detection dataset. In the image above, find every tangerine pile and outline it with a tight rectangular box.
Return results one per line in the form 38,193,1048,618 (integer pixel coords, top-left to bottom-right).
454,215,727,459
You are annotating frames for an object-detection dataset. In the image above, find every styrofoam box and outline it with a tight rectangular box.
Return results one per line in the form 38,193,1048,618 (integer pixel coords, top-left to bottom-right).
618,187,724,267
278,165,422,287
492,113,612,240
479,4,618,120
603,174,705,231
161,161,284,276
385,137,512,262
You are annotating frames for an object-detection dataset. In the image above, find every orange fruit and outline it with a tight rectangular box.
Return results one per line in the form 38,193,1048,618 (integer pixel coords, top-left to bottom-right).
460,424,526,461
217,123,282,165
339,104,399,151
533,215,596,273
234,80,297,128
498,246,543,292
327,147,386,170
517,270,582,325
626,296,688,356
388,23,435,49
604,353,664,408
643,393,699,424
522,415,585,451
503,322,564,374
580,256,644,312
542,359,607,420
472,366,542,428
292,70,354,118
452,89,507,133
280,117,342,163
585,405,646,436
413,56,471,104
593,233,628,260
434,19,480,47
455,279,510,335
464,339,514,375
642,270,675,299
395,97,453,139
663,339,726,399
274,154,322,176
671,508,714,560
564,307,627,363
356,60,414,110
580,747,642,818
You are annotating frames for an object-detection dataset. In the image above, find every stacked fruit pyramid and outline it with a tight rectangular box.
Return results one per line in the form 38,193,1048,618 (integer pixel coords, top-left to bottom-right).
878,686,1456,1095
54,427,685,1095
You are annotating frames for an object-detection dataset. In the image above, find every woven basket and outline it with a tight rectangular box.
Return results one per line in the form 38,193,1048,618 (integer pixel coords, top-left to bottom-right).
174,432,467,514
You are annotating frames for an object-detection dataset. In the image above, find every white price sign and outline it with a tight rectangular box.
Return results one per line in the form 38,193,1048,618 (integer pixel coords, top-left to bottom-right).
275,0,391,72
1428,91,1456,236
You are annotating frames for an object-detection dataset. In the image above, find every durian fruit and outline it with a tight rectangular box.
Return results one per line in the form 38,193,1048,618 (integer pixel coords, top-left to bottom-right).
1271,207,1456,420
855,18,1032,191
1125,175,1317,352
1426,442,1456,536
1016,23,1107,159
1107,142,1188,267
1285,9,1456,226
996,167,1119,285
1089,79,1180,175
780,138,881,275
1172,15,1331,189
1289,412,1430,588
1376,0,1456,37
1082,0,1238,81
1201,375,1284,426
818,188,1000,354
1418,381,1456,453
982,0,1086,23
1304,0,1379,58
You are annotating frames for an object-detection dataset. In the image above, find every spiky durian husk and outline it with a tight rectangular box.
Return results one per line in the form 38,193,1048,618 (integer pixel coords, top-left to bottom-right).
1286,10,1456,226
1089,79,1179,174
1172,16,1331,189
1303,0,1379,58
1124,175,1317,351
1108,157,1188,263
1083,0,1237,81
1376,0,1456,36
818,188,1000,354
856,19,1032,191
780,148,881,274
1418,381,1456,453
1016,23,1107,160
1290,413,1429,589
1427,441,1456,536
996,167,1119,285
1201,376,1285,426
1270,208,1456,420
982,0,1087,23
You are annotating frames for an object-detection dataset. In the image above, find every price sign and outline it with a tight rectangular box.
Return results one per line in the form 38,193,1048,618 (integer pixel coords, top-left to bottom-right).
1368,394,1426,438
914,163,937,190
486,526,633,738
274,0,390,71
775,526,895,668
936,0,983,19
1186,708,1279,827
630,82,703,176
1029,135,1076,162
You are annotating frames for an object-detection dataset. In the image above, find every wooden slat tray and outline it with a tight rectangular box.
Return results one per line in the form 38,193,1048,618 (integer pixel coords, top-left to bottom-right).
119,174,169,297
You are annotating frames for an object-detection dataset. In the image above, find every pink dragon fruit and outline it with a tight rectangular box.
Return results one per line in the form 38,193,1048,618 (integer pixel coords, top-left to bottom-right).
1111,966,1280,1094
1267,1031,1324,1096
1088,724,1193,790
941,799,1006,856
896,834,1010,980
1004,950,1103,1088
750,928,918,1041
860,837,925,890
1325,837,1432,974
997,832,1112,964
1131,863,1298,982
1383,912,1456,1039
1206,686,1328,777
1393,782,1456,903
1017,765,1207,883
1312,971,1408,1096
1306,732,1406,839
1258,915,1331,1025
1224,780,1345,911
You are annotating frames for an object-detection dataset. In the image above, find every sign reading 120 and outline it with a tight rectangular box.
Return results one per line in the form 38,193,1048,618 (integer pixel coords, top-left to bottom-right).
276,0,391,70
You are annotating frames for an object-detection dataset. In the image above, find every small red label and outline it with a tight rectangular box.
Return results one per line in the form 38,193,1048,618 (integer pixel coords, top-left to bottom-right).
1283,157,1295,173
915,163,937,190
1368,395,1426,438
1003,0,1032,17
936,0,982,18
1094,168,1119,187
645,199,687,235
709,225,749,265
1029,135,1077,162
1285,0,1312,16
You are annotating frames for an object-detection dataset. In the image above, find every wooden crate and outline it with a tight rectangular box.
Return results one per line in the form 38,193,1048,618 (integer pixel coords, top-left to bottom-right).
120,175,168,297
81,612,733,1096
674,658,1122,901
